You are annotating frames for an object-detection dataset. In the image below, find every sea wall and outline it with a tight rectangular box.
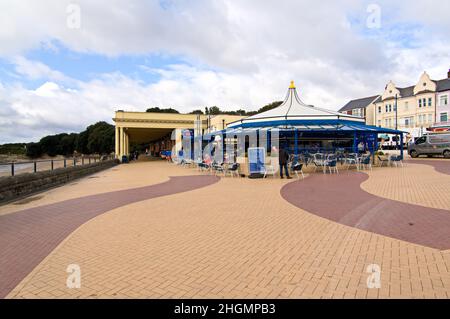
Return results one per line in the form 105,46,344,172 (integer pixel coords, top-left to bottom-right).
0,159,119,204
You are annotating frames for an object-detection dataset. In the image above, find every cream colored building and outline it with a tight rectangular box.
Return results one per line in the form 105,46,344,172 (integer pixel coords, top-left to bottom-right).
373,72,436,138
113,111,244,159
340,70,450,138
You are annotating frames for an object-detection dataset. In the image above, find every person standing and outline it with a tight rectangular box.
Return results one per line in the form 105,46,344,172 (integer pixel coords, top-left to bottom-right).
358,141,365,154
279,147,291,179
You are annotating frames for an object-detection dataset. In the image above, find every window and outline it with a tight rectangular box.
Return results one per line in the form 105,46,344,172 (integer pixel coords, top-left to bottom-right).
406,117,414,127
440,95,448,106
441,112,448,122
428,98,432,107
352,108,363,117
419,99,422,107
388,118,392,127
378,106,381,113
378,120,381,127
415,136,426,145
404,117,410,127
389,104,392,112
404,101,409,111
385,119,388,127
423,98,427,107
428,114,433,123
385,105,388,112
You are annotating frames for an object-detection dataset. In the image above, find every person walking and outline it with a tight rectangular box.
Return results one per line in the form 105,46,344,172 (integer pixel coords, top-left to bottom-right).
279,147,291,179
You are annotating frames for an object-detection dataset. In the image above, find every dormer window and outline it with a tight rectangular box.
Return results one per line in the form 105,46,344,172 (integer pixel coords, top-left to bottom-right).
423,82,426,86
389,90,392,94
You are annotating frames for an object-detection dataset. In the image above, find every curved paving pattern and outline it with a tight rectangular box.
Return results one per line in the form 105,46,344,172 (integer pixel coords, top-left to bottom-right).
408,160,450,175
0,175,219,298
281,172,450,250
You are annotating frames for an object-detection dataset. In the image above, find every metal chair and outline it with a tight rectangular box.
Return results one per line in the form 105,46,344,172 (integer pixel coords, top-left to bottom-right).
198,162,210,172
325,159,339,174
291,162,305,179
263,164,276,178
212,162,225,176
390,155,404,167
313,153,325,172
360,156,372,170
263,157,278,178
377,155,390,167
345,153,358,170
225,163,240,177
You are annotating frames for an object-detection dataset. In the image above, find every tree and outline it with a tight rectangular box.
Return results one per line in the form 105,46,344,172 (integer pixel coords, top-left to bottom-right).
86,122,114,154
0,143,26,155
208,106,221,115
39,134,67,157
25,142,42,158
234,109,247,116
257,101,283,114
146,107,179,114
189,109,204,115
76,130,89,154
60,133,78,155
76,122,114,155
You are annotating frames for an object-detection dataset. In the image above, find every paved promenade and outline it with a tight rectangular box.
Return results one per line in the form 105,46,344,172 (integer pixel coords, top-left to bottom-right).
1,160,449,298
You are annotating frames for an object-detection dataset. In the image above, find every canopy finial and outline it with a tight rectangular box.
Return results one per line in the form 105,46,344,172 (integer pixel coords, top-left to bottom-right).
289,80,295,89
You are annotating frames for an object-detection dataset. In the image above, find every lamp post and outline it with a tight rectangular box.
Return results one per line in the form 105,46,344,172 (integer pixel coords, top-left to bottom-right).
395,94,398,130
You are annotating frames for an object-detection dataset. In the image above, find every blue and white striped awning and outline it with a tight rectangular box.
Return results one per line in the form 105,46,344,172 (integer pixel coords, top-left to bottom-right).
206,121,404,137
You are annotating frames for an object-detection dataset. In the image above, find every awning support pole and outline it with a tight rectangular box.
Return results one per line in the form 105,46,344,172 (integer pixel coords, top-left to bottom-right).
400,132,404,160
294,128,298,159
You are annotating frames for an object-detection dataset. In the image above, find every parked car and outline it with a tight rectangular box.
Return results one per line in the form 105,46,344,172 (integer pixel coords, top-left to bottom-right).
408,133,450,158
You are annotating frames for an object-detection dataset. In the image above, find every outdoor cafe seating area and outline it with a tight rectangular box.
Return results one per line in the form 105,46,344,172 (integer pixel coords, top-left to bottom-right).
169,148,404,180
163,82,406,179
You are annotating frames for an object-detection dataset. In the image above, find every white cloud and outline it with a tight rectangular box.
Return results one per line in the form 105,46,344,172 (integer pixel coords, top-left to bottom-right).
12,56,69,82
0,0,450,143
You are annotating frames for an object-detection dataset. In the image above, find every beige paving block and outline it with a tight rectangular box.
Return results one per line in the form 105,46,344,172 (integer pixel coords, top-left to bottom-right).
361,163,450,210
4,161,450,299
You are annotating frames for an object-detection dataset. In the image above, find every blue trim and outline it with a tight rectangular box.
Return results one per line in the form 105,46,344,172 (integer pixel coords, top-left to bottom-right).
226,119,404,135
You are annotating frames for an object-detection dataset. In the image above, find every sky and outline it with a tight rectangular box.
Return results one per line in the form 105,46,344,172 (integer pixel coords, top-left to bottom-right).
0,0,449,143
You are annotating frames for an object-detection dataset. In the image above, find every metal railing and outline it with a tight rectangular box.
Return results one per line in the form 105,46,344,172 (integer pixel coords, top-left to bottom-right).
0,155,115,177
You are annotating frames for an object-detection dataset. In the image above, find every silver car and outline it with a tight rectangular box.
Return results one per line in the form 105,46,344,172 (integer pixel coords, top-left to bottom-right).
408,133,450,158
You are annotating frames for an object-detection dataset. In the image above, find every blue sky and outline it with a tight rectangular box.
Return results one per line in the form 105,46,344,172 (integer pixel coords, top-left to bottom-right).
0,41,190,87
0,0,449,143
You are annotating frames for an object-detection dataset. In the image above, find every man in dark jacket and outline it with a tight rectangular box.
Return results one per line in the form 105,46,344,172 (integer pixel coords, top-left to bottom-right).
279,147,291,179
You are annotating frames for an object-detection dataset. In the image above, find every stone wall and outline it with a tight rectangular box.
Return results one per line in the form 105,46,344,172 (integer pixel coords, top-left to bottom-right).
0,159,119,204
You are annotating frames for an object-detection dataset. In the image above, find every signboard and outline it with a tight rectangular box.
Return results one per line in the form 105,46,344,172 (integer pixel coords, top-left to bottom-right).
248,147,266,174
366,134,377,153
428,133,450,144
